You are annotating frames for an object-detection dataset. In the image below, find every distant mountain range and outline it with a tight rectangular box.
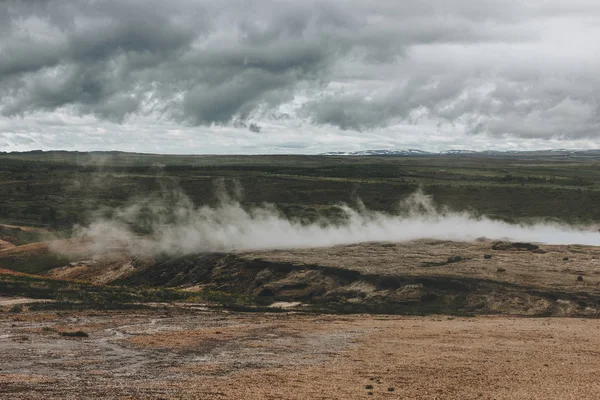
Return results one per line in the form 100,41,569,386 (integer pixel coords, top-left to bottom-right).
321,149,434,156
319,149,600,157
3,148,600,158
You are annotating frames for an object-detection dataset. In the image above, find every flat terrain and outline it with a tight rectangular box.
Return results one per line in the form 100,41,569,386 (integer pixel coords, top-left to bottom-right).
3,151,600,232
2,309,600,399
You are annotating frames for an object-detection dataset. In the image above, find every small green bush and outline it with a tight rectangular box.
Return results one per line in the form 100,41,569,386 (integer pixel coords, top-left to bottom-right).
9,304,23,313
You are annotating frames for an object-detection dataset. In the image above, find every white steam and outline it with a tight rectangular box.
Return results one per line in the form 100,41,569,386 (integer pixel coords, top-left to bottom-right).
76,187,600,255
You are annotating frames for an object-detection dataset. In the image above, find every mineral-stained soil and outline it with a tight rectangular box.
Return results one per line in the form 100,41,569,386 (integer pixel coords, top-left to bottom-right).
1,308,600,399
3,239,600,398
0,239,15,251
110,240,600,317
241,239,600,293
0,238,592,316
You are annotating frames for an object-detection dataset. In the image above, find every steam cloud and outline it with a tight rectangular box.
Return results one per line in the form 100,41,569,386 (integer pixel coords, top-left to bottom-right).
76,185,600,255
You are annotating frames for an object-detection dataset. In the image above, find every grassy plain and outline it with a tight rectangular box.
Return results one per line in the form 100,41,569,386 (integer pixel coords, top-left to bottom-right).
2,151,600,234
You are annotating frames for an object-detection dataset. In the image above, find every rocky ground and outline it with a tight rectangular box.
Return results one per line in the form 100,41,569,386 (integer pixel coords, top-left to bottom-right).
1,308,600,399
2,238,600,398
112,240,600,317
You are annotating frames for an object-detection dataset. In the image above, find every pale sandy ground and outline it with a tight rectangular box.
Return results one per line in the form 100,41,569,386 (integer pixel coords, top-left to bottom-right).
0,239,15,251
0,224,49,233
1,309,599,399
0,297,54,306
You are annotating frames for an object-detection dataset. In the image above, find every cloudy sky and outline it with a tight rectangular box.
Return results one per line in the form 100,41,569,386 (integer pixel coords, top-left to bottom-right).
1,0,600,154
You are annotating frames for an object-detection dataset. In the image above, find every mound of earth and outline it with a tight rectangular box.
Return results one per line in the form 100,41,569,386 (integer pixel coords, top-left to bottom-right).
491,241,542,252
0,224,53,246
0,238,153,282
0,268,27,277
113,240,600,317
0,239,15,251
3,238,600,317
0,224,49,233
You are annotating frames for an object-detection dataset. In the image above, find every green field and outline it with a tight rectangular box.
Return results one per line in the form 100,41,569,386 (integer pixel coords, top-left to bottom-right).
1,151,600,237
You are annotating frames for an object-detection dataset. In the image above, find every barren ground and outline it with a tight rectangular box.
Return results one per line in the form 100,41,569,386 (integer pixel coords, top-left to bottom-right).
2,239,600,398
1,309,600,399
243,239,600,293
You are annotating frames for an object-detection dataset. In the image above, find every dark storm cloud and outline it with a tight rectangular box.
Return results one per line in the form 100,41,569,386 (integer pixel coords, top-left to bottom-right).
1,0,600,141
1,1,356,120
303,74,600,138
302,74,469,130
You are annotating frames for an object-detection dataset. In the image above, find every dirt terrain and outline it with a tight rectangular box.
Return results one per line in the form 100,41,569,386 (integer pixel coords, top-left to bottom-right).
2,238,600,398
0,239,15,251
1,308,600,399
108,239,600,317
6,237,598,295
243,239,600,292
0,297,54,306
2,238,600,316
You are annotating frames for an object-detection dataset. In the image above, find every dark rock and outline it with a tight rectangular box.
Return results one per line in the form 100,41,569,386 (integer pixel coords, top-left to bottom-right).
491,242,511,250
254,268,273,284
563,257,569,261
60,330,89,338
365,385,374,390
496,268,506,273
388,387,395,392
577,275,584,282
257,288,275,297
491,242,539,251
421,293,439,302
484,254,492,259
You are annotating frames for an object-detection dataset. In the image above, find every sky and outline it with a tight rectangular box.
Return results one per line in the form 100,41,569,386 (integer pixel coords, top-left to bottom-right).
1,0,600,154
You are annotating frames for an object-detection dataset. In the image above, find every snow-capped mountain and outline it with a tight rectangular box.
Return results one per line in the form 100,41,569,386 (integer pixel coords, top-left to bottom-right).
319,149,600,157
439,150,478,155
320,149,434,156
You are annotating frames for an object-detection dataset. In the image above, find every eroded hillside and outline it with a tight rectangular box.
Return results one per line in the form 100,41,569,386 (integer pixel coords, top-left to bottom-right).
3,238,599,317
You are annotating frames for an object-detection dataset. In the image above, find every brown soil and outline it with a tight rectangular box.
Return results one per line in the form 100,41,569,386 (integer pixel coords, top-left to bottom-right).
0,297,55,306
2,238,595,317
0,241,51,257
0,268,27,277
0,237,154,283
1,309,599,399
0,239,15,251
242,239,600,293
7,238,600,297
0,224,50,233
47,258,146,285
3,238,600,398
